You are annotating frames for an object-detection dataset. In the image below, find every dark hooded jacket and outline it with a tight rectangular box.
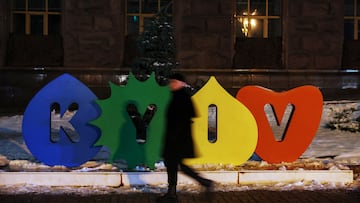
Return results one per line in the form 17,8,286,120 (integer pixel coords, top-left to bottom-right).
162,87,196,160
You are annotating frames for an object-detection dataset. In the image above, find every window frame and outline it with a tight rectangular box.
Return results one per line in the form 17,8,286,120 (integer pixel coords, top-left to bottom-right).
234,0,281,38
344,0,360,40
125,0,172,35
10,0,62,35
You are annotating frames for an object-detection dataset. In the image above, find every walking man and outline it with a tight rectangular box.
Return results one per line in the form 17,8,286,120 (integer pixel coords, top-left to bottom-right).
157,73,213,202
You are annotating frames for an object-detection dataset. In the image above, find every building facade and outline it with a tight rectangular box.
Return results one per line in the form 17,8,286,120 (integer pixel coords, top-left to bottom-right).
0,0,360,113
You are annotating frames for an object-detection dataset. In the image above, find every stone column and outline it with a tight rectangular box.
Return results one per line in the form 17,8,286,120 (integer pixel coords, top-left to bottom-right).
174,0,235,68
283,0,344,70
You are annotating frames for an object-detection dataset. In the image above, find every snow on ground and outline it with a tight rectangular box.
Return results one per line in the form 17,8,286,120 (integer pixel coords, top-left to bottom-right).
0,101,360,194
0,181,357,196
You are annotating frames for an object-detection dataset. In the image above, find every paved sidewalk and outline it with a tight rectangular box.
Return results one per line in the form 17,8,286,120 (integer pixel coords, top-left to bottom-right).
1,189,359,203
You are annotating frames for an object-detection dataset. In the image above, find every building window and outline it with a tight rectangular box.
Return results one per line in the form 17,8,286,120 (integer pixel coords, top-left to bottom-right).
126,0,172,35
235,0,281,38
11,0,62,35
344,0,360,40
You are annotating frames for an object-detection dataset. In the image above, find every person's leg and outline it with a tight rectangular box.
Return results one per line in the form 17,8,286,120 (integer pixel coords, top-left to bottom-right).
179,162,214,202
158,158,178,201
179,162,213,187
166,159,178,194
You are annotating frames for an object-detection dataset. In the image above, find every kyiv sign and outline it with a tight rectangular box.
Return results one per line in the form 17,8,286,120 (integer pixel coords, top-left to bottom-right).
22,73,323,168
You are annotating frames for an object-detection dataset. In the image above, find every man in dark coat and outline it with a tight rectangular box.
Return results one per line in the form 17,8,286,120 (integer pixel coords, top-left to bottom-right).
158,73,213,202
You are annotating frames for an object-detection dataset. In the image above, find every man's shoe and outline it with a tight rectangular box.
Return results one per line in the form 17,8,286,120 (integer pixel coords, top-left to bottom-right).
203,179,214,191
203,180,214,201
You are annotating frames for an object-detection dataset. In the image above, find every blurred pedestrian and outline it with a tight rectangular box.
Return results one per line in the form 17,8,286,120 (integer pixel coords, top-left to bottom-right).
157,73,213,203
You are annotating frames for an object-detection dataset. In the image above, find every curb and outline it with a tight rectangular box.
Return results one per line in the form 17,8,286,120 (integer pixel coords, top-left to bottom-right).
0,170,353,187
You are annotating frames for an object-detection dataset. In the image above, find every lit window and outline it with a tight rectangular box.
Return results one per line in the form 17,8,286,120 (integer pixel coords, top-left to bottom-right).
11,0,62,35
235,0,281,38
126,0,172,35
344,0,360,40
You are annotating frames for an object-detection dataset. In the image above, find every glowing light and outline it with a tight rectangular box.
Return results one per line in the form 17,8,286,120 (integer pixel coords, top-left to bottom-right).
235,9,258,37
133,16,138,22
